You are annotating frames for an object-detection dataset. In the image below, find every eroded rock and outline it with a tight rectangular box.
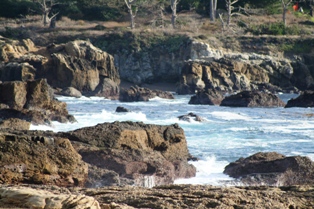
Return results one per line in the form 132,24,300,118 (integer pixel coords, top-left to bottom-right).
224,152,314,186
59,121,196,186
0,79,75,125
0,131,88,187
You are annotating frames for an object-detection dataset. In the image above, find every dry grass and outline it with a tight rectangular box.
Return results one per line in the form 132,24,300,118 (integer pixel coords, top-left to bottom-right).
1,9,314,45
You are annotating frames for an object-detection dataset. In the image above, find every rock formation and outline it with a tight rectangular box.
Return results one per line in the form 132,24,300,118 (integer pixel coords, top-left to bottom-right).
1,184,314,209
45,40,120,97
188,88,224,105
0,38,120,98
220,90,286,107
0,79,75,125
177,112,206,122
59,121,196,187
119,86,174,102
175,39,314,94
285,90,314,108
0,185,100,209
0,130,88,187
224,152,314,186
115,106,131,112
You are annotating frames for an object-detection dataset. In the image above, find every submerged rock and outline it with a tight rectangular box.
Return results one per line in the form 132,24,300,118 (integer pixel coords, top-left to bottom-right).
178,112,206,122
220,90,285,107
115,106,130,112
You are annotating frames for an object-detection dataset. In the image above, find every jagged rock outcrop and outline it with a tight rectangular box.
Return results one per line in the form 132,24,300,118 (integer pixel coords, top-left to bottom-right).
0,38,120,98
59,121,196,187
0,130,88,186
119,86,174,102
0,79,75,125
220,90,286,107
285,90,314,108
42,40,120,98
188,88,224,105
224,152,314,186
176,39,314,94
176,59,271,94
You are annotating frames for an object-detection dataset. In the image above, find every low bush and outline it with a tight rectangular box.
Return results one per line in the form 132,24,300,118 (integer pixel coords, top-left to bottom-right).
245,22,302,35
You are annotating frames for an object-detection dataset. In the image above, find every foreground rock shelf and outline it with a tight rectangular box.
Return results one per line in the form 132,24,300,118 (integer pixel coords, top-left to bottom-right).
1,184,314,209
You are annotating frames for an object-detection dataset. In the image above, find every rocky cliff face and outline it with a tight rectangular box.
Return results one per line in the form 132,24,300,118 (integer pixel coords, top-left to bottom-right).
177,38,314,94
97,34,314,93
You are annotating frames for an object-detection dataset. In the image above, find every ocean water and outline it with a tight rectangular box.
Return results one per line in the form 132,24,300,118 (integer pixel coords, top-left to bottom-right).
30,93,314,186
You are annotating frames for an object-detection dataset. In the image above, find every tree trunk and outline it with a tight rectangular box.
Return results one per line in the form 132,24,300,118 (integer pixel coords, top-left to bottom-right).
210,0,215,21
281,0,292,26
125,0,137,29
43,11,49,26
226,0,231,27
171,0,178,29
283,6,287,26
129,8,135,29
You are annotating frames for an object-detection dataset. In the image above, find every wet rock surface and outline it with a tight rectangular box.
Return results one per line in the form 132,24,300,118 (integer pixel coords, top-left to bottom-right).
285,90,314,108
119,86,174,102
188,89,224,105
220,90,286,107
224,152,314,186
178,112,206,122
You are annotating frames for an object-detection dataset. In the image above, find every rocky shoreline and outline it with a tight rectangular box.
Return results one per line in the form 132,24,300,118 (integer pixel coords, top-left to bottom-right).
1,184,313,209
1,31,314,208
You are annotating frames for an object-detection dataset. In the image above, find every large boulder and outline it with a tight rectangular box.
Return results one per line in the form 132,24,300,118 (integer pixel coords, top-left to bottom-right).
220,90,285,107
285,90,314,108
224,152,314,186
119,86,174,102
0,79,75,125
0,130,88,187
189,89,224,105
59,121,196,186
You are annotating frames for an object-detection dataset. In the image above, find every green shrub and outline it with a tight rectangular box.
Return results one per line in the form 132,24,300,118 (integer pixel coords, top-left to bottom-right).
246,22,302,35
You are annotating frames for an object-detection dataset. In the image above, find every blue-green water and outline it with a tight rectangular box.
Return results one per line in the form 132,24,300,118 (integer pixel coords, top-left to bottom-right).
31,93,314,185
